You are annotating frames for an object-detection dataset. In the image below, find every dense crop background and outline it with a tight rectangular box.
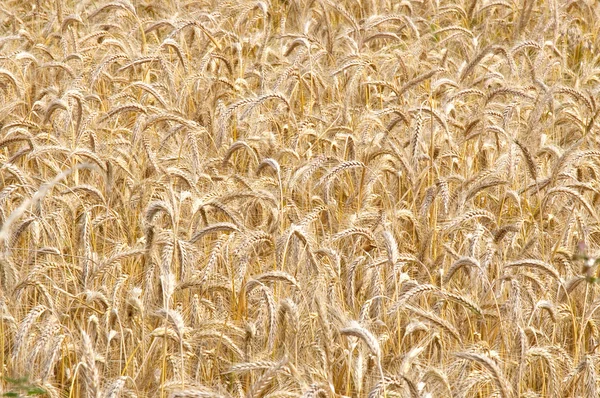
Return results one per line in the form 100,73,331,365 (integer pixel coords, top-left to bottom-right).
1,0,600,396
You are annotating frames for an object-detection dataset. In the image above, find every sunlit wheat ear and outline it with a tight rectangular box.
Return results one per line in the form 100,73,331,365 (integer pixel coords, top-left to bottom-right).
80,330,101,398
159,242,176,308
40,334,65,382
0,68,22,97
27,313,57,368
13,305,47,368
167,387,224,398
317,160,365,189
340,321,381,359
103,376,127,398
457,352,512,398
0,165,93,246
300,383,328,398
367,375,408,398
340,321,385,392
441,291,483,316
422,367,452,397
387,284,438,315
222,140,259,168
277,298,299,359
405,304,462,343
0,255,19,295
350,350,366,394
246,358,288,398
524,347,558,397
443,256,481,285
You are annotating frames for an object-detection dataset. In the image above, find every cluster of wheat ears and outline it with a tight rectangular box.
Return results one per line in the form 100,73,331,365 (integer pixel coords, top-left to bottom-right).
0,0,599,397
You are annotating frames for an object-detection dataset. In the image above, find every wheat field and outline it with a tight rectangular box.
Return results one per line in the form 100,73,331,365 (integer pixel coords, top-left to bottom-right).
0,0,599,396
